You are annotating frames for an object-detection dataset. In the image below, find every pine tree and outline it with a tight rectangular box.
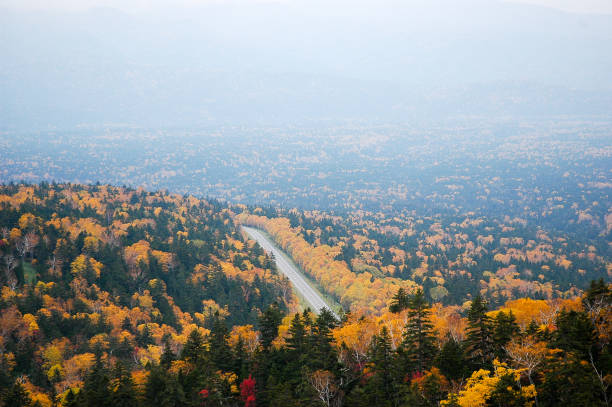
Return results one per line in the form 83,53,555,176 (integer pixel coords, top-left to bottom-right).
539,353,604,406
81,347,111,407
110,361,137,407
4,380,32,407
286,313,307,355
400,289,437,374
465,296,494,370
234,336,249,380
145,364,187,407
368,327,397,407
181,329,206,364
207,314,233,371
259,303,283,352
390,287,410,313
525,320,539,336
553,309,596,360
309,308,338,372
160,339,176,370
583,278,612,309
435,336,468,382
493,310,519,360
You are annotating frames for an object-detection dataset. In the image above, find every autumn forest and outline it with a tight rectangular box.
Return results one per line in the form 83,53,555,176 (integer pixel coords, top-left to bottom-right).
0,178,609,407
2,0,612,404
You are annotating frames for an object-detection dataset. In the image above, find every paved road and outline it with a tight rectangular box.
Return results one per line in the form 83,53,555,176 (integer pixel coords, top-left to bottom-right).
242,226,339,320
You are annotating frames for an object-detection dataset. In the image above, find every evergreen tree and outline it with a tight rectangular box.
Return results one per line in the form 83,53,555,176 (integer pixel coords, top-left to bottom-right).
367,327,397,407
181,329,206,364
493,311,519,360
160,340,176,370
553,310,596,360
63,389,78,407
145,364,187,407
259,303,283,352
583,278,612,309
110,361,137,407
539,354,604,406
286,313,307,355
390,288,410,313
4,380,32,407
465,296,495,370
309,308,338,372
81,348,111,407
434,336,468,382
400,289,437,374
525,320,539,336
207,314,233,371
233,336,249,380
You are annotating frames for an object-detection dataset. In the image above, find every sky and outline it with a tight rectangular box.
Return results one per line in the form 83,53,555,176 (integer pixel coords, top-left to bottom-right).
1,0,612,14
2,0,611,129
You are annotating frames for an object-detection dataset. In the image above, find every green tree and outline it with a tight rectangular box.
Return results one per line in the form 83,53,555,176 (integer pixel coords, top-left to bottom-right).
144,365,187,407
286,313,307,355
539,354,603,407
390,288,410,313
110,361,137,407
81,348,111,407
400,289,437,374
553,310,595,360
4,380,32,407
466,296,495,370
493,311,519,360
259,303,283,352
308,308,338,372
367,327,397,407
160,340,175,370
181,329,206,364
207,314,233,371
434,336,468,382
486,371,533,407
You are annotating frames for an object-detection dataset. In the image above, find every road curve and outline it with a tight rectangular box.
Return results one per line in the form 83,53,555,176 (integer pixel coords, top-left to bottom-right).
242,226,339,320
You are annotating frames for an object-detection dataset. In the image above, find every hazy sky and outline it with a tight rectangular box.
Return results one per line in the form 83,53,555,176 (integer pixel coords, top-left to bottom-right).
2,0,612,14
2,0,611,129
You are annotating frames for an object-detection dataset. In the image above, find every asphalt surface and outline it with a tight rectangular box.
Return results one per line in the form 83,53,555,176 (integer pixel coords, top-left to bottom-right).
242,226,339,320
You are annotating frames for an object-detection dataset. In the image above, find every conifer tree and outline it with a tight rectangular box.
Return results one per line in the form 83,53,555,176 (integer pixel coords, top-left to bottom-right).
208,314,233,371
286,313,307,355
390,287,410,313
234,336,251,380
259,303,283,352
493,310,519,360
400,288,437,374
368,327,397,407
181,329,206,364
160,339,176,370
553,309,596,360
309,308,338,372
486,371,533,407
435,336,468,382
110,361,137,407
465,296,494,370
4,380,32,407
63,389,78,407
145,364,188,407
82,347,111,407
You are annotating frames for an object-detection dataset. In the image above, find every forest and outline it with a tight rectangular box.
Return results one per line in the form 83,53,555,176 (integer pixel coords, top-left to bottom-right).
0,183,610,406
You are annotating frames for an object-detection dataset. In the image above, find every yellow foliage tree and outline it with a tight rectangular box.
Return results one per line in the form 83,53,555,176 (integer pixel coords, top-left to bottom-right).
441,360,536,407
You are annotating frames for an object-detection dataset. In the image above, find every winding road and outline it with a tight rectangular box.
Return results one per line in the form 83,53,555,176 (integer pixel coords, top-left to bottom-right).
242,226,339,320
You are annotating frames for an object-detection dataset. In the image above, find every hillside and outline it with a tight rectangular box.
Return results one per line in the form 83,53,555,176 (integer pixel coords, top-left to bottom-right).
0,183,610,406
0,183,292,404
